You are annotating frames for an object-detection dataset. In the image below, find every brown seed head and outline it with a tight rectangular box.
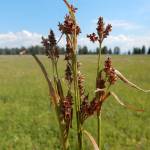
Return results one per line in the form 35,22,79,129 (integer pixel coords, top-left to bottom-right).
62,91,73,128
97,17,105,42
103,24,112,39
104,57,117,85
89,98,101,114
80,95,90,123
41,30,59,59
41,37,50,56
65,36,74,60
87,17,112,44
65,62,73,84
87,33,98,43
58,15,81,35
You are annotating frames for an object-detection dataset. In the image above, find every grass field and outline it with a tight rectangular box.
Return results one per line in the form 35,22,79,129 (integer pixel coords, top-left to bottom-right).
0,55,150,150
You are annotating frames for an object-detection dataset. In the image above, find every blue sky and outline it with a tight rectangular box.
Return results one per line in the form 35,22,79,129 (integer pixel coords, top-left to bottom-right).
0,0,150,51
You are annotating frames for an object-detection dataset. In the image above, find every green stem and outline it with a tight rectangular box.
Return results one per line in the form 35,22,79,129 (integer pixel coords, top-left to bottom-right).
96,42,102,149
55,60,59,78
97,43,102,76
72,55,82,150
72,34,82,149
97,111,102,149
67,6,83,149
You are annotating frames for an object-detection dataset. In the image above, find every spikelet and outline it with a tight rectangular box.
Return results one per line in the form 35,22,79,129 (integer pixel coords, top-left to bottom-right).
65,62,73,84
58,15,81,35
41,30,59,59
87,16,112,44
62,91,73,129
104,57,117,85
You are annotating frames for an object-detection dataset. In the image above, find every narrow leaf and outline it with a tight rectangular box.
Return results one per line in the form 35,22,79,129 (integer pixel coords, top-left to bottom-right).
110,92,144,112
83,129,99,150
32,55,58,105
115,69,150,93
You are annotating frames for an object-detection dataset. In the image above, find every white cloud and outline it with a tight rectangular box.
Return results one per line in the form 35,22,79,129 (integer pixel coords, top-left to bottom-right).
0,30,150,53
0,30,42,48
73,34,150,52
104,34,150,51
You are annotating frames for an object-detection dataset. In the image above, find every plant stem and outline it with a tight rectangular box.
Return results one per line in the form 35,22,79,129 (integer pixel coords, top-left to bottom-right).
96,42,102,149
72,32,83,149
72,54,82,150
97,43,102,76
97,111,102,149
64,2,83,148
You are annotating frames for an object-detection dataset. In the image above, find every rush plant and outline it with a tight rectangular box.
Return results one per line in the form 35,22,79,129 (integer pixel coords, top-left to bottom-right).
22,0,150,150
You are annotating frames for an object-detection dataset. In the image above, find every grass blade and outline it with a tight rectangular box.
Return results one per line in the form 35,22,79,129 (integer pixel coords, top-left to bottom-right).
32,55,59,105
83,129,100,150
115,69,150,93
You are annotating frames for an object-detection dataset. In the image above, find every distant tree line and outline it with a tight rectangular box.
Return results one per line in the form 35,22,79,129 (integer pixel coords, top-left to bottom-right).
0,46,65,55
0,45,150,55
78,45,150,55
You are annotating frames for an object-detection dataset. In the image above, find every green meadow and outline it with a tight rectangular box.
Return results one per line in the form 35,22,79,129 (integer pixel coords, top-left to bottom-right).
0,55,150,150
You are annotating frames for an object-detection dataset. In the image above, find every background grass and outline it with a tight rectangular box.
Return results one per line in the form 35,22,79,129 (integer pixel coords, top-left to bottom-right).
0,55,150,150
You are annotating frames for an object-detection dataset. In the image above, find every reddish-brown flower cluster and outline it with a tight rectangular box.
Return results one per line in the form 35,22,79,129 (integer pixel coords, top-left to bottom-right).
87,17,112,43
87,33,98,43
62,92,73,128
104,57,117,84
103,24,112,39
79,57,118,124
64,36,74,85
80,95,90,123
97,17,112,43
65,62,73,84
96,17,105,41
41,30,59,59
90,97,102,114
58,15,81,35
80,96,102,124
65,36,74,60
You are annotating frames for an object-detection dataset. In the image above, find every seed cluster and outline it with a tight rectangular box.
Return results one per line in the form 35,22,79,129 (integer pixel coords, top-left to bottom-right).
87,16,112,43
58,15,81,35
62,92,73,128
80,96,102,124
41,30,59,59
65,62,73,84
104,57,117,85
80,57,118,124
